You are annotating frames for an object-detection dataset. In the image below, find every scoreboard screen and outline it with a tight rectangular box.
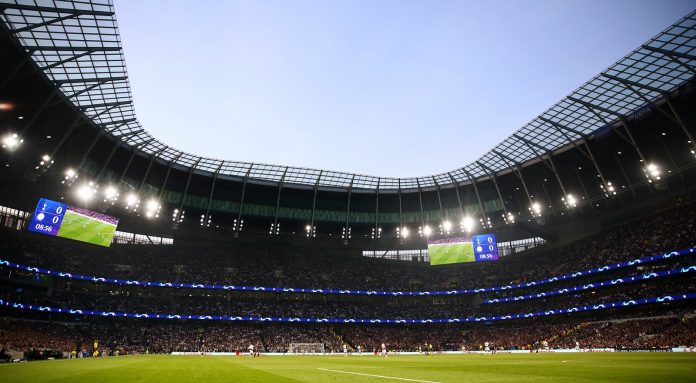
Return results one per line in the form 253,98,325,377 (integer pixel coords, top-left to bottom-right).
27,198,119,247
428,234,499,265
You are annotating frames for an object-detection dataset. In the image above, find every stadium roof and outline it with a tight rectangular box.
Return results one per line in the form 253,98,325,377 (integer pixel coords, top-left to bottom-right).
0,1,695,190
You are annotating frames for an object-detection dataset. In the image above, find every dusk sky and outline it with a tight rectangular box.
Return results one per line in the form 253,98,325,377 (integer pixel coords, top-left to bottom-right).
115,0,695,177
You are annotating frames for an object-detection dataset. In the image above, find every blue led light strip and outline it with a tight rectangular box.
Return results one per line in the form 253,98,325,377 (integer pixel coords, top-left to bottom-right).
0,247,693,296
481,265,696,304
1,293,694,324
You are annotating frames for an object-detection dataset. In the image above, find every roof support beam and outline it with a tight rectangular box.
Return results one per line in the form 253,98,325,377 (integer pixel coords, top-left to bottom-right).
309,171,322,237
176,158,201,229
461,168,487,225
447,173,465,218
158,151,182,201
54,75,127,84
603,73,696,152
374,178,380,237
22,46,122,52
54,81,109,105
538,117,610,191
433,177,444,222
641,45,696,74
492,150,535,216
234,166,253,231
272,168,288,234
416,179,425,234
117,139,154,184
76,130,103,170
569,97,648,166
514,134,567,197
0,4,115,16
477,161,509,219
138,146,167,194
204,163,223,227
0,49,32,92
344,175,355,239
0,13,78,38
79,100,131,110
50,102,123,160
398,179,403,235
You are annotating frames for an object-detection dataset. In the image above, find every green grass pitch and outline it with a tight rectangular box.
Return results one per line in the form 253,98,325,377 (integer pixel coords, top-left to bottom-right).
429,242,475,265
56,210,116,247
4,353,695,383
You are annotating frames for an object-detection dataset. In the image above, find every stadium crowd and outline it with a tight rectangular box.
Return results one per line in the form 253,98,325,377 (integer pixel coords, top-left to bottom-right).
1,314,695,358
1,203,694,294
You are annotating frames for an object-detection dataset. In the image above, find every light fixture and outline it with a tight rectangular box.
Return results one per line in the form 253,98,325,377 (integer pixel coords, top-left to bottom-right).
2,133,22,151
442,220,452,232
401,227,409,238
461,216,475,233
125,193,139,206
530,202,542,216
76,184,94,201
423,225,432,237
104,186,118,200
564,194,577,208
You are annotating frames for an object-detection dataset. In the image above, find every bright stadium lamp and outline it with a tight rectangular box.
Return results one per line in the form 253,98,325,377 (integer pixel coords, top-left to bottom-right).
146,199,159,211
104,186,118,200
423,225,432,237
461,216,475,233
644,163,661,182
442,220,452,233
401,226,409,238
76,184,94,201
125,193,139,207
564,194,577,208
505,212,515,224
1,132,22,151
530,202,542,216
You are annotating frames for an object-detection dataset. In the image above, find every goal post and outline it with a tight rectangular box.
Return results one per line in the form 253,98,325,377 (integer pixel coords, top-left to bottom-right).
289,343,325,354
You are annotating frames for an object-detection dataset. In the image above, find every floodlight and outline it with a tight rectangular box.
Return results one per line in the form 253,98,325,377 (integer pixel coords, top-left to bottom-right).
146,199,160,211
565,194,577,208
2,133,22,150
125,193,138,206
76,184,94,201
461,216,475,233
104,186,118,200
423,225,432,236
530,202,542,216
645,163,661,180
401,227,409,238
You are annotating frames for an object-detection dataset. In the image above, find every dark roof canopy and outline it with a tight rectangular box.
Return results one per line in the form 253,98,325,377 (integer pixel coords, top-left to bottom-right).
1,0,694,190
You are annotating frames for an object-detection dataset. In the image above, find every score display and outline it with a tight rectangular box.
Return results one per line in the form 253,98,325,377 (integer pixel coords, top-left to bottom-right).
428,234,499,265
27,198,119,247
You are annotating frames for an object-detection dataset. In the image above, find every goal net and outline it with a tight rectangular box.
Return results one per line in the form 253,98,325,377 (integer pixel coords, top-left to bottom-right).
289,343,325,354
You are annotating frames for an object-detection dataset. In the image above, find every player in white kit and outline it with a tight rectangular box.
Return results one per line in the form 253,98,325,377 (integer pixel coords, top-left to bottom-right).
484,341,490,353
248,344,255,358
380,342,388,357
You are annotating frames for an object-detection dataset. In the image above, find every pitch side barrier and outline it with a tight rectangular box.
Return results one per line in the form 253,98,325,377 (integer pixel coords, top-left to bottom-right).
1,293,695,324
0,247,692,297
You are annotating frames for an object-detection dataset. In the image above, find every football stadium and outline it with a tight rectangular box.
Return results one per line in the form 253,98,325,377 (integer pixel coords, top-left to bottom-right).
1,1,696,382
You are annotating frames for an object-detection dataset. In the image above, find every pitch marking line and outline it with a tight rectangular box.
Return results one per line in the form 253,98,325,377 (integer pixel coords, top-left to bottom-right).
317,368,442,383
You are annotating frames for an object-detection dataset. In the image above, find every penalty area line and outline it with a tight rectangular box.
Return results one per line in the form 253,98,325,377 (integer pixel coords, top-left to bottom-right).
317,368,442,383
